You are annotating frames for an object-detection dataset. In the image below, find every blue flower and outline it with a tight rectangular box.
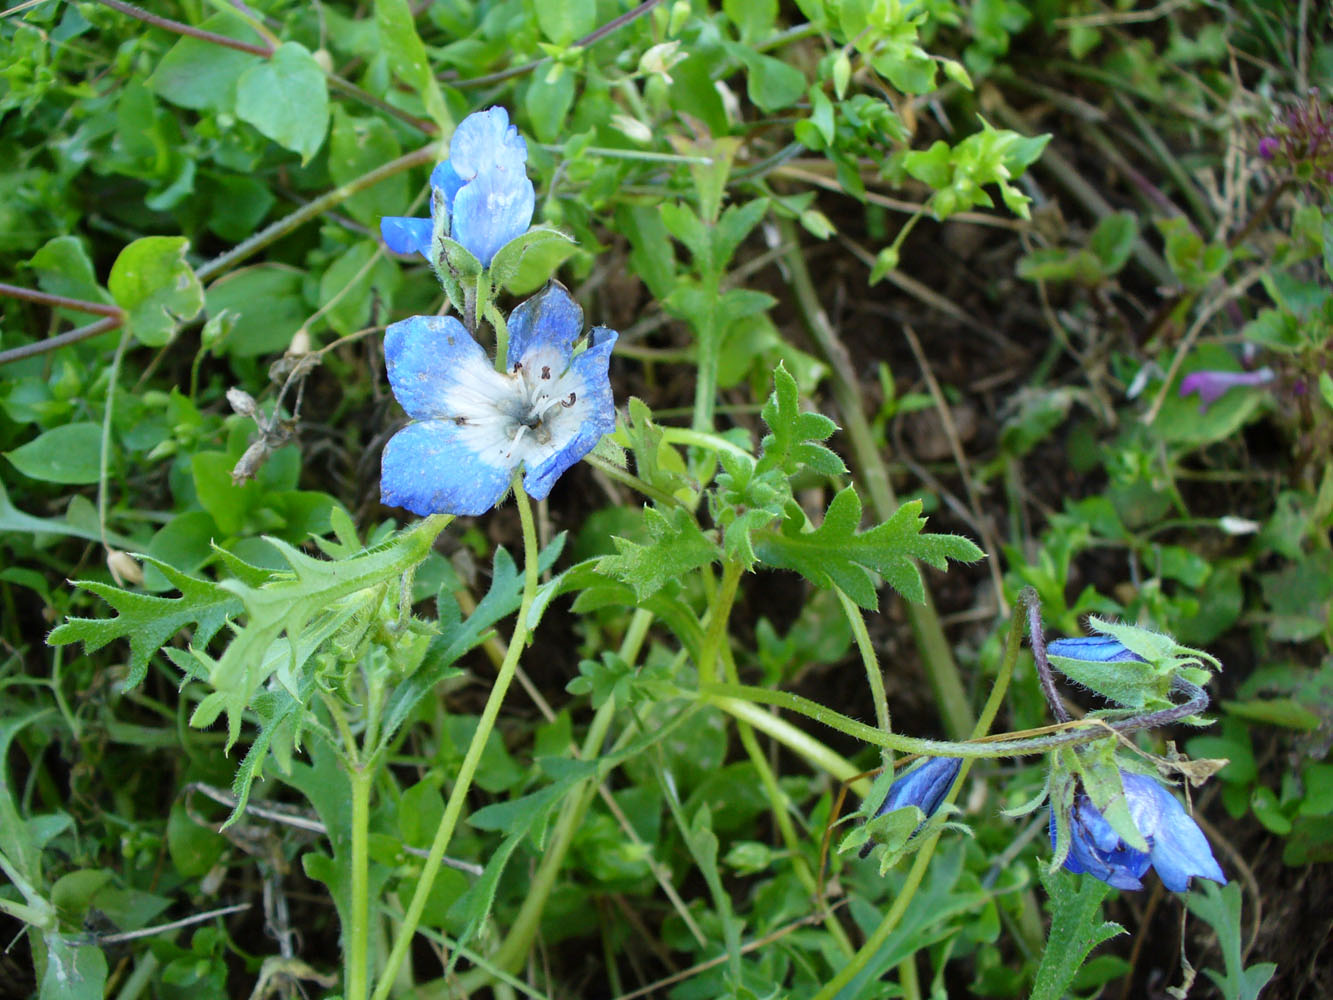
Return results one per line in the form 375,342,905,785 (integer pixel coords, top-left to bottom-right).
1051,771,1227,892
380,282,616,515
859,756,961,858
381,107,535,268
1046,634,1147,664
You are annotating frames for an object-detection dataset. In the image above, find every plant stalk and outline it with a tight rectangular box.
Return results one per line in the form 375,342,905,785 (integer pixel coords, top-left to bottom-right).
370,482,540,1000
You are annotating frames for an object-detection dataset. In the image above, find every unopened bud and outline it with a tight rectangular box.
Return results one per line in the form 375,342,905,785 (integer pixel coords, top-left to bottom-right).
107,550,145,587
639,41,683,84
610,113,653,145
288,328,312,356
227,387,258,417
313,48,334,74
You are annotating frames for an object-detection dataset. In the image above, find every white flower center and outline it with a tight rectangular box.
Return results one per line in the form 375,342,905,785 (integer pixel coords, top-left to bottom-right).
442,345,591,471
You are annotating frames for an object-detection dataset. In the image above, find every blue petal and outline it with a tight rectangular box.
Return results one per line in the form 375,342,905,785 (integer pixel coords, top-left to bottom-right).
381,216,434,257
506,282,583,370
874,757,962,819
430,159,465,217
448,107,528,180
1063,797,1149,890
384,314,499,420
520,325,618,500
450,167,535,267
1123,773,1226,891
381,421,512,516
1047,634,1146,663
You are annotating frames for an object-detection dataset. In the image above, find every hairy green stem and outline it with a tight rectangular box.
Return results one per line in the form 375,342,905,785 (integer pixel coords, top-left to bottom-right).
347,761,374,1000
371,483,539,1000
811,593,1027,1000
837,588,891,770
697,560,743,686
776,216,975,740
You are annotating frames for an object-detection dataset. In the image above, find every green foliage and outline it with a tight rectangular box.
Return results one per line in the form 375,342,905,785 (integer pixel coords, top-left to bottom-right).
1030,870,1122,1000
1185,881,1277,1000
3,0,1317,997
759,490,984,610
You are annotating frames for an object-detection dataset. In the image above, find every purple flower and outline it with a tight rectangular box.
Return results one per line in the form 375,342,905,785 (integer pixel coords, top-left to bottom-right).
1051,771,1227,892
1258,136,1279,160
380,283,616,515
381,107,535,268
1179,367,1275,412
859,756,961,858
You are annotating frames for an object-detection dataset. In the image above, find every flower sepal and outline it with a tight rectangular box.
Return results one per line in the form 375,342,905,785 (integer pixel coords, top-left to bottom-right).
430,234,487,318
487,226,578,293
1047,617,1220,712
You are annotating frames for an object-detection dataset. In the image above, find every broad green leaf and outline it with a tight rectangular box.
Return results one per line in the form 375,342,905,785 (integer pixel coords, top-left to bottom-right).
39,935,106,1000
374,0,450,131
757,490,985,609
5,422,103,485
724,0,776,42
317,240,401,336
148,13,264,111
730,44,806,111
535,0,595,45
235,42,329,163
204,264,306,357
1088,211,1137,274
329,107,406,227
108,236,205,347
524,65,577,143
27,236,110,309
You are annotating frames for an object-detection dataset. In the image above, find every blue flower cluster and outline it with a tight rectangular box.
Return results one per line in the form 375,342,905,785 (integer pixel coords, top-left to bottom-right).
378,109,616,515
861,633,1227,895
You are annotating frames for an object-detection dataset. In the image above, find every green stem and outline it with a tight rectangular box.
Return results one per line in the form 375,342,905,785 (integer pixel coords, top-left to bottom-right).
486,694,618,975
810,596,1027,1000
347,761,374,1000
690,274,722,434
460,607,657,986
836,587,891,770
776,216,975,740
712,695,867,794
370,482,540,1000
697,560,743,686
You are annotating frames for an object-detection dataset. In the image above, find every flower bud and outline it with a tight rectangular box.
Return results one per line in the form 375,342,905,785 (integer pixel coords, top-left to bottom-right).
106,549,145,587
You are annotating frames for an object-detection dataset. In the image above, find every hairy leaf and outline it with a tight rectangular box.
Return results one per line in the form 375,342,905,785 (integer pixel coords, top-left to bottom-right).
756,489,984,609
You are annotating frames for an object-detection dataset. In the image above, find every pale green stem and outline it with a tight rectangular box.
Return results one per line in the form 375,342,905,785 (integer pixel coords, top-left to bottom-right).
712,696,867,795
689,273,722,434
97,329,131,557
836,587,891,771
347,761,374,1000
370,482,540,1000
697,560,743,686
729,706,856,957
0,848,51,926
480,607,655,977
810,594,1027,1000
